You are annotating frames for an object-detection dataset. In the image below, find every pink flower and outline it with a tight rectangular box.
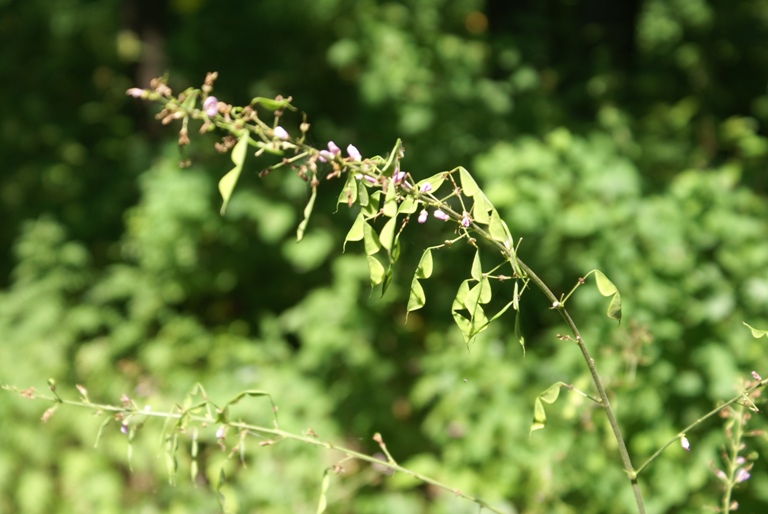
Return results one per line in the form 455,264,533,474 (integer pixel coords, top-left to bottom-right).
273,126,289,140
461,213,471,228
347,144,361,161
434,209,449,221
126,88,145,98
735,468,751,483
355,174,377,184
419,183,432,193
680,436,690,451
393,169,407,184
418,209,428,223
752,371,762,381
318,141,341,162
203,96,218,117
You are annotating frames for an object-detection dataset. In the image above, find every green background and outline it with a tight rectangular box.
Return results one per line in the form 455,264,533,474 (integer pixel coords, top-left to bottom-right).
2,0,768,512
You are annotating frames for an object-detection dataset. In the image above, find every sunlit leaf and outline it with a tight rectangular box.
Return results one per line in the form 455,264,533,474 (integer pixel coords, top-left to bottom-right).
379,217,397,253
416,173,446,194
218,133,250,215
363,222,381,256
471,249,483,281
459,166,480,197
417,248,433,279
296,185,317,242
743,322,768,338
343,213,365,252
530,382,567,435
381,138,403,177
367,255,385,287
489,209,511,244
316,469,331,514
515,308,525,356
251,96,294,111
383,180,398,217
473,192,493,224
337,173,357,208
406,278,426,316
591,270,622,323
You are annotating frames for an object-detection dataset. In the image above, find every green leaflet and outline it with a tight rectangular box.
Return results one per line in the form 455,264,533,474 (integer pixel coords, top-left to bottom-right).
218,133,250,215
379,217,397,253
316,469,331,514
470,249,483,281
743,322,768,338
251,96,294,111
472,192,493,225
588,270,622,324
381,138,403,177
415,172,446,194
530,382,567,435
459,166,480,197
383,180,398,218
343,213,365,253
296,185,317,242
514,308,525,356
337,172,358,208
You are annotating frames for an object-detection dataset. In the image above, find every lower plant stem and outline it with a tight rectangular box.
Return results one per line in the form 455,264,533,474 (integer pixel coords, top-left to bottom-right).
520,261,646,514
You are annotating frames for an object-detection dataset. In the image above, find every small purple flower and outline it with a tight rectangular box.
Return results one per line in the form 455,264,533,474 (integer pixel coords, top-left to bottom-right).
216,425,226,440
434,209,449,221
203,96,219,117
680,436,690,451
126,87,145,98
419,182,432,193
273,126,289,140
356,173,377,184
418,209,428,223
393,170,407,184
318,141,342,162
461,213,471,228
752,371,762,381
347,144,361,161
121,423,129,435
735,468,751,483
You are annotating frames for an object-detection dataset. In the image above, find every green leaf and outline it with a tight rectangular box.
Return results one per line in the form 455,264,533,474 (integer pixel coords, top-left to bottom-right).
337,173,358,208
316,469,331,514
743,322,768,338
358,180,370,207
416,248,433,279
362,190,380,218
591,270,622,323
472,192,493,225
514,308,525,356
452,280,470,312
406,278,426,315
459,166,480,197
416,173,446,194
343,213,365,252
251,96,294,111
470,249,483,281
530,382,567,435
296,185,317,242
363,222,381,256
383,180,398,217
489,209,511,244
398,196,418,214
381,139,403,177
452,311,473,343
379,217,397,253
218,133,250,215
367,255,385,287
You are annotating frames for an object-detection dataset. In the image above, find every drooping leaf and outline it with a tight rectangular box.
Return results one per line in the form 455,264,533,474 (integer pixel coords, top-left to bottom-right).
743,322,768,338
363,222,381,256
296,185,317,242
530,382,567,435
472,192,493,225
379,217,397,253
407,278,426,315
343,213,365,252
367,255,385,287
316,469,331,514
218,133,250,215
383,180,398,218
459,166,480,197
591,270,622,323
470,249,483,281
514,308,525,356
337,172,358,208
452,280,471,312
489,209,512,244
416,248,433,279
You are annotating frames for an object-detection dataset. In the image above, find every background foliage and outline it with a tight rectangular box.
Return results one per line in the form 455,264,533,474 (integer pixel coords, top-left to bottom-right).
2,0,768,512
